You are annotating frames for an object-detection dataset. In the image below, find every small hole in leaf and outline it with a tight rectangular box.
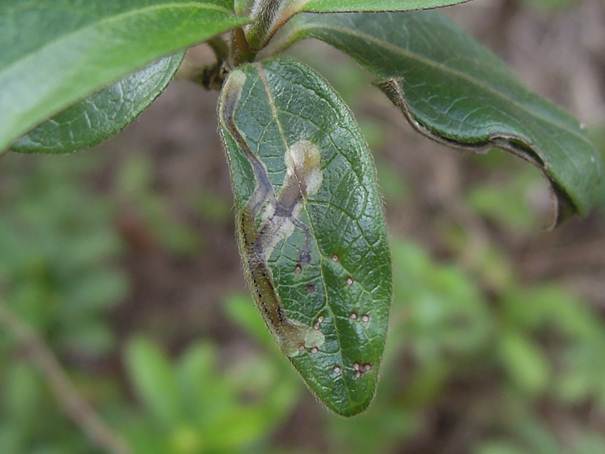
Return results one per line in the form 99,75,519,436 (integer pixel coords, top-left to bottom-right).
314,315,324,330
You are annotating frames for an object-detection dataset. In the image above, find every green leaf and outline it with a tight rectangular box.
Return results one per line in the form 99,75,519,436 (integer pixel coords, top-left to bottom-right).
12,54,183,154
218,57,391,416
0,0,248,152
272,11,603,220
176,343,219,419
588,126,605,210
125,337,182,427
476,441,527,454
244,0,467,49
299,0,470,12
499,331,549,395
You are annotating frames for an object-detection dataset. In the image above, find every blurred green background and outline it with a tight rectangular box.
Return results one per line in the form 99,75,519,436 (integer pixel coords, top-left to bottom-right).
1,1,605,453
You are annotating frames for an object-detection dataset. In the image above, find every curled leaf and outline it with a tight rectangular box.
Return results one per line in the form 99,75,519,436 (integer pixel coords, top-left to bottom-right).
272,11,603,223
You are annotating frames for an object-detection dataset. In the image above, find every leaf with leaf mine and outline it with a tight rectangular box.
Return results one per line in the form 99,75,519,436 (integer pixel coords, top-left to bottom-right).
218,58,391,416
272,11,603,223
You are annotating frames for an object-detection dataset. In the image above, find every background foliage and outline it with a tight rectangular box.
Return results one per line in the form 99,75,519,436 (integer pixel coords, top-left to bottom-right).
1,0,605,452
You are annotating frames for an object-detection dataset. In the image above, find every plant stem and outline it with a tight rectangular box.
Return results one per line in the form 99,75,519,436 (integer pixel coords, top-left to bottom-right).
207,36,229,64
0,300,131,454
245,0,282,50
231,27,256,66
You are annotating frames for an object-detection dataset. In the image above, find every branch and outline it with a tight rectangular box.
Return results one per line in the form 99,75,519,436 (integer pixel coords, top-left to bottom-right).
207,36,229,64
245,0,304,52
0,301,130,454
245,0,281,50
231,27,256,66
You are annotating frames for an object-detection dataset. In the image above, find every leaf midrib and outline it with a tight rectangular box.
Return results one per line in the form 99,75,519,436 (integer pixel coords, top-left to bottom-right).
0,2,232,79
297,22,591,147
302,0,471,12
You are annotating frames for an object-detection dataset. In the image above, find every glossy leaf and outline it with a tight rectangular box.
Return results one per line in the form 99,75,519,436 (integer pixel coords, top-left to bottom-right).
244,0,468,49
125,338,182,427
0,0,248,152
218,57,391,416
272,11,603,220
299,0,470,12
12,54,183,154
